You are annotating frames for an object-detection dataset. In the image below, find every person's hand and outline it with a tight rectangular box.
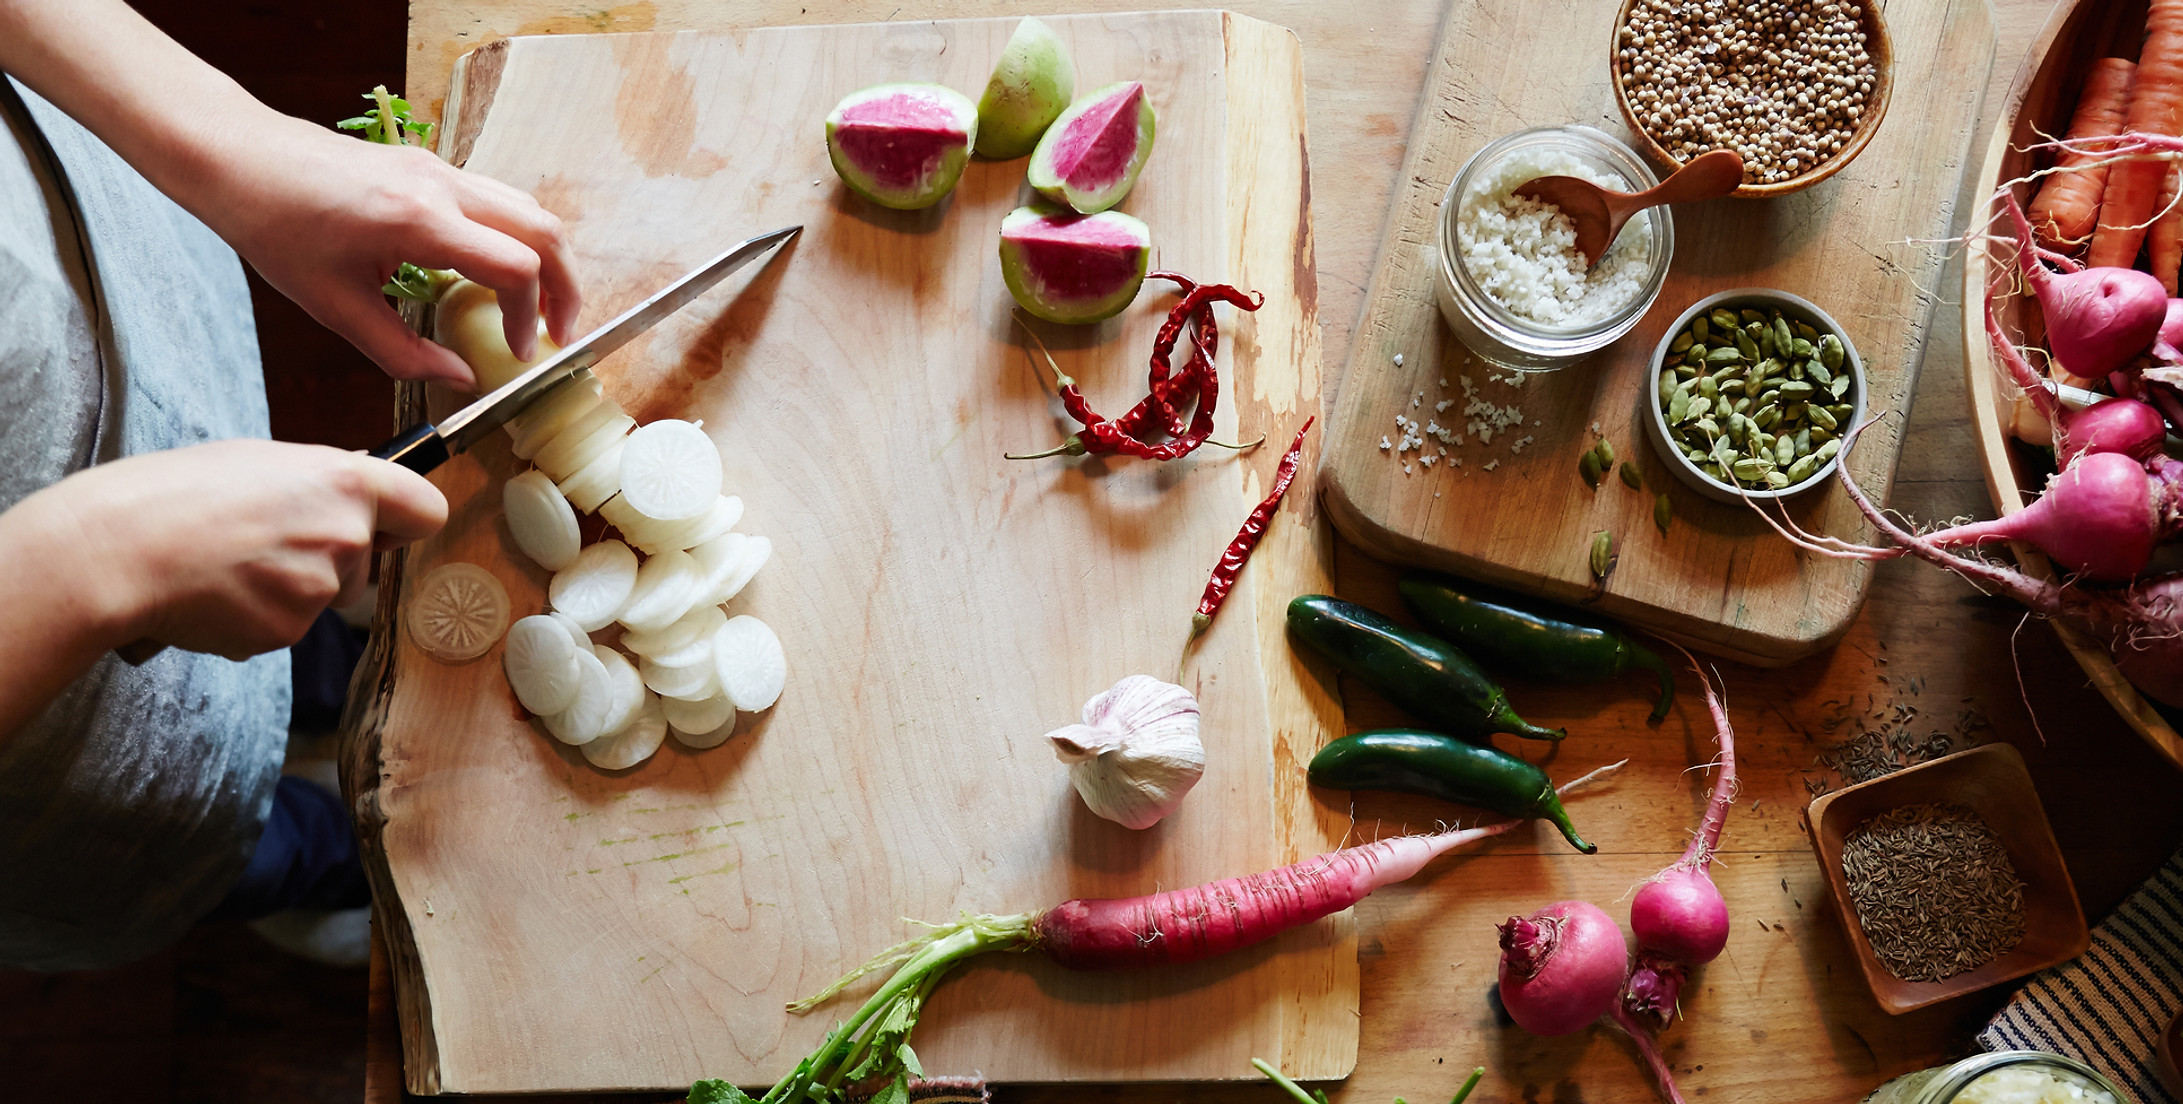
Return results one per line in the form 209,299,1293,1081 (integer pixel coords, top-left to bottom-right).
198,117,582,390
38,440,447,660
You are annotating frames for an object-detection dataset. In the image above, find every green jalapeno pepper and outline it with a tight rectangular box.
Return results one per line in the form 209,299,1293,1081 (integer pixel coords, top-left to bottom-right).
1308,729,1595,853
1285,594,1564,742
1397,575,1675,723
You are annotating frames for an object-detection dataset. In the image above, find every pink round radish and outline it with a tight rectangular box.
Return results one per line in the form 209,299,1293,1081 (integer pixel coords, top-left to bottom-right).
1915,449,2170,582
825,83,978,210
2001,193,2166,381
1027,81,1156,214
999,204,1153,324
1496,900,1627,1037
1987,300,2167,467
1623,653,1736,1029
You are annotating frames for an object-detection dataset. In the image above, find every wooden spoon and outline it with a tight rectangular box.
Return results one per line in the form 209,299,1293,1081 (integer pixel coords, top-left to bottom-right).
1514,149,1745,265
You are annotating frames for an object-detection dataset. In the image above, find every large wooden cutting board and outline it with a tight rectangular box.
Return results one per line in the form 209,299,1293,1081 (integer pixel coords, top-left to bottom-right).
1319,0,1994,666
341,12,1347,1095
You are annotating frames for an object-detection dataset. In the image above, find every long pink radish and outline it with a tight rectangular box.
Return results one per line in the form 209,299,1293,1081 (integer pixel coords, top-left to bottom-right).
1623,650,1735,1029
742,763,1622,1104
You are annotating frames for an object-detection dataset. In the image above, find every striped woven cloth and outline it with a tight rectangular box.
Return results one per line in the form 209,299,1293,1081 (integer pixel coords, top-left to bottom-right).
1978,847,2183,1104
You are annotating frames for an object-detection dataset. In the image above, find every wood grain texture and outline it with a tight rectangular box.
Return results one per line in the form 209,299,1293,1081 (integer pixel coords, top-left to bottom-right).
371,3,2183,1104
346,12,1342,1095
1318,0,1995,666
1958,0,2183,772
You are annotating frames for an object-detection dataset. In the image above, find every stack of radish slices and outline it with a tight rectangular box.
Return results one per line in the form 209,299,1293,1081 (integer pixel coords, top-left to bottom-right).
468,369,781,769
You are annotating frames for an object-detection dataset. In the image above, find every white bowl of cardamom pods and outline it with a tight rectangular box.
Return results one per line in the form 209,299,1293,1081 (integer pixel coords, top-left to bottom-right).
1642,287,1866,505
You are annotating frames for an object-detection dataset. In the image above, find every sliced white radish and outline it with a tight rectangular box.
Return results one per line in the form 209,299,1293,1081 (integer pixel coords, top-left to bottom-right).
524,393,617,465
663,692,735,749
691,533,748,602
618,548,704,633
405,562,509,662
618,419,723,521
556,438,626,514
620,602,726,658
713,615,786,712
504,469,582,571
594,645,647,734
536,411,635,482
506,373,605,458
641,650,721,701
583,691,667,771
706,533,772,605
643,622,716,671
505,615,582,715
549,611,592,650
540,646,613,745
549,539,639,631
607,494,744,555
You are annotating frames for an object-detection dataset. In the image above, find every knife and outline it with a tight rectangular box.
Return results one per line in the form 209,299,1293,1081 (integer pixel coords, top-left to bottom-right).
369,224,801,475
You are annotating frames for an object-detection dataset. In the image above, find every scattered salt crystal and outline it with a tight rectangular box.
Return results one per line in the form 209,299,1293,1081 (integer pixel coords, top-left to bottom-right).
1435,399,1453,413
1379,436,1392,451
1452,457,1463,468
1393,353,1405,367
1421,454,1438,467
1440,377,1449,387
1484,460,1500,471
1403,464,1413,474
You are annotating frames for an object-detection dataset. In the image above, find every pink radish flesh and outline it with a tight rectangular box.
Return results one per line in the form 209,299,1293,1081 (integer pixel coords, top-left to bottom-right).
1496,900,1628,1038
1988,300,2169,465
1045,82,1145,185
1623,654,1736,1028
1003,211,1151,302
1916,449,2166,581
2004,193,2168,380
2156,298,2183,365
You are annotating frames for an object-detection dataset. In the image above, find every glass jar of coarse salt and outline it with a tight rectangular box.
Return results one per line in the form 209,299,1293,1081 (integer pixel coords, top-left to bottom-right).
1861,1051,2127,1104
1434,124,1674,372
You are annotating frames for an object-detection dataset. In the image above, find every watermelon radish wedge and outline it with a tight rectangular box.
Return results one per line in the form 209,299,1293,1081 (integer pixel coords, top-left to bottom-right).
825,83,979,210
1027,81,1156,214
998,203,1152,325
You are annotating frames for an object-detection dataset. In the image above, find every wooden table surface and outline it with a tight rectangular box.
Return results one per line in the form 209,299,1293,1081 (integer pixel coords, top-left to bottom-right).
371,1,2183,1100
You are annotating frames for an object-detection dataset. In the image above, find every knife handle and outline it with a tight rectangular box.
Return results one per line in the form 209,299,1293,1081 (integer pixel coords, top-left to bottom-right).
370,423,450,475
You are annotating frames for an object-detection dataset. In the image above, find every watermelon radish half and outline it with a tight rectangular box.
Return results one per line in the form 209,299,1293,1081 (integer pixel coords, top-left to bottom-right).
998,203,1152,325
825,83,979,210
1026,81,1156,214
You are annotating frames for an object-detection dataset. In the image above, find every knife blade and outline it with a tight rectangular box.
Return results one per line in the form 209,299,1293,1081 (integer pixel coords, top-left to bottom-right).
369,224,800,475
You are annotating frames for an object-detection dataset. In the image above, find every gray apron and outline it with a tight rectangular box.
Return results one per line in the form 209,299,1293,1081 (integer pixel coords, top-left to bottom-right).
0,76,288,971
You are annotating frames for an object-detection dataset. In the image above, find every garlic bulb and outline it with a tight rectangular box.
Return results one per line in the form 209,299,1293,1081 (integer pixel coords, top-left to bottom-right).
1047,675,1205,829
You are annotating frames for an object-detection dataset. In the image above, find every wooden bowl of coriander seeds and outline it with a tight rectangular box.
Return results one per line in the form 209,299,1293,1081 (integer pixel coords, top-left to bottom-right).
1610,0,1894,197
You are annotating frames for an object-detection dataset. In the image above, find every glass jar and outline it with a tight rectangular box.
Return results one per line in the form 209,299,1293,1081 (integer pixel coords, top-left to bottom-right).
1862,1051,2128,1104
1433,124,1674,372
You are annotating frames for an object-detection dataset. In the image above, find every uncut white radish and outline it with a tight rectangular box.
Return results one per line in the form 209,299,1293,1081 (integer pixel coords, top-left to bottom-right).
713,615,785,711
550,540,639,632
1760,420,2183,706
504,615,583,715
583,692,667,770
432,277,560,392
504,469,582,571
620,419,723,521
1623,650,1735,1029
755,764,1621,1104
405,562,509,662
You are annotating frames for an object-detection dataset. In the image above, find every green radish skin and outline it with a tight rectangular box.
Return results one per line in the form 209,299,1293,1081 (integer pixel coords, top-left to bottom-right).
1026,81,1156,214
975,17,1075,159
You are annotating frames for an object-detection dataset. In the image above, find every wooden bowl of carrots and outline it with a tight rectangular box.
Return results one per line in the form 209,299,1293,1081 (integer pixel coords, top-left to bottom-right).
1961,0,2183,773
1607,0,1894,198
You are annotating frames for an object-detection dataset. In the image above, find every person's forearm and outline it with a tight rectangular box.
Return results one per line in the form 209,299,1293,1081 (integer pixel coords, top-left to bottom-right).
0,486,140,747
0,0,298,230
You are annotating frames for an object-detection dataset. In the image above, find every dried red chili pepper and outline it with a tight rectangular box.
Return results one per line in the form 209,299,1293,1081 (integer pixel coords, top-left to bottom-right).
1176,417,1314,678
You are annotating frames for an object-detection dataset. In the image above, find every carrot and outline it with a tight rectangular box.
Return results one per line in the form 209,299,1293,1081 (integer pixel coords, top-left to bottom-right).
2031,56,2136,248
710,762,1623,1104
2155,162,2183,291
2089,2,2183,269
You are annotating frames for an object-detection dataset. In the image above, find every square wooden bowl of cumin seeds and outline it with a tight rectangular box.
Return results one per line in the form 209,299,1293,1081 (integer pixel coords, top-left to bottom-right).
1808,743,2088,1015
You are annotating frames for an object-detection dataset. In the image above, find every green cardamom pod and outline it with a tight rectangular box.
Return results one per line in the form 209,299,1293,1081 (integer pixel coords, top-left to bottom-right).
1686,447,1707,464
1792,337,1815,359
1786,455,1817,485
1709,309,1737,331
1668,388,1692,423
1695,416,1721,438
1815,439,1841,462
1764,470,1790,488
1790,359,1808,381
1755,405,1781,430
1819,333,1845,372
1810,424,1835,443
1773,316,1795,355
1705,346,1744,366
1794,320,1819,341
1739,308,1765,326
1579,449,1603,489
1654,493,1672,534
1692,316,1710,343
1620,461,1644,489
1808,404,1838,431
1809,361,1833,387
1731,457,1771,481
1778,380,1816,400
1589,529,1616,581
1758,325,1777,360
1698,375,1720,399
1774,434,1795,467
1735,330,1760,362
1669,331,1694,355
1829,373,1851,399
1829,402,1854,420
1795,427,1812,455
1594,437,1616,470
